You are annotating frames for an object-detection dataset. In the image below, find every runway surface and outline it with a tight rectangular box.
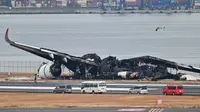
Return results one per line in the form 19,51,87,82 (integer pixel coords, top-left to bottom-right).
0,108,200,112
0,81,200,95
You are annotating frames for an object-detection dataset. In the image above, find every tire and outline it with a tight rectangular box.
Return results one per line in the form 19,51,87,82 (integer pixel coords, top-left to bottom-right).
53,91,56,94
137,92,140,94
92,91,95,94
82,90,85,94
128,91,131,94
164,92,167,95
172,93,175,96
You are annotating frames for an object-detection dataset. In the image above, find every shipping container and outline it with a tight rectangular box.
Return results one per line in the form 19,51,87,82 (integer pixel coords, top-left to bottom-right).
77,0,87,5
148,0,172,9
15,0,22,7
126,2,136,5
144,0,148,3
195,1,200,4
171,0,177,3
154,0,171,4
33,0,48,7
143,0,148,7
87,0,99,7
43,3,47,7
125,0,136,3
195,2,200,8
87,0,101,7
102,0,124,10
192,0,195,6
47,0,56,7
125,0,136,4
14,0,28,7
36,3,42,7
103,0,122,4
56,0,62,7
67,0,74,4
35,0,42,3
0,0,11,6
30,0,36,6
125,0,136,2
62,0,67,7
20,0,26,6
11,0,15,7
176,0,188,4
150,0,157,5
136,0,142,4
67,0,79,7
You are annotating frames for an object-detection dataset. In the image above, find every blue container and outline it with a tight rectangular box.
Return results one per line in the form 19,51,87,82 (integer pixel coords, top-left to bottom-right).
155,0,171,4
171,0,177,3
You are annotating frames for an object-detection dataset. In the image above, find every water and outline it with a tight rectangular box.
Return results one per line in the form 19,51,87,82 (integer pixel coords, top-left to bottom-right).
0,13,200,66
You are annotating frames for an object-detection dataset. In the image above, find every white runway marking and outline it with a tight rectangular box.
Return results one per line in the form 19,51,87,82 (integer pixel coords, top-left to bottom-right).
117,108,146,112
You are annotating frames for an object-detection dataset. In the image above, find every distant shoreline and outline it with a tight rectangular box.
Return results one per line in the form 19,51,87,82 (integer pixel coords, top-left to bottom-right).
0,7,200,14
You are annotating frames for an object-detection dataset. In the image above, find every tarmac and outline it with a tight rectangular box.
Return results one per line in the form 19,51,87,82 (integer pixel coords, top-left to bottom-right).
0,81,200,95
0,108,200,112
0,81,200,112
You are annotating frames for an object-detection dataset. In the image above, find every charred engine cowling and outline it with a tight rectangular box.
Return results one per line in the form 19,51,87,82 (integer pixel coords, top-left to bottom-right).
38,62,62,79
117,71,139,79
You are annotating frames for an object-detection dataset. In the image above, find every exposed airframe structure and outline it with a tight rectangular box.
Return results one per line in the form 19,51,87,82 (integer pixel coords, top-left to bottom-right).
4,28,200,81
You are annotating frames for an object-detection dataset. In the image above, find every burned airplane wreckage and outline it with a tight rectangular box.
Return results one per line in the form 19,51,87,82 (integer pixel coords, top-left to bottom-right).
73,54,200,81
5,28,200,81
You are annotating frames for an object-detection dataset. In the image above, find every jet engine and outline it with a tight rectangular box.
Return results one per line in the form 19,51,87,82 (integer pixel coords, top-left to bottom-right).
117,71,139,79
37,62,62,79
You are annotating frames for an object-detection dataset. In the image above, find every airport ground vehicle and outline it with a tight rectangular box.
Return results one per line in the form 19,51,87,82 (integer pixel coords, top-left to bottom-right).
81,81,107,94
53,84,72,94
162,84,184,95
128,85,148,94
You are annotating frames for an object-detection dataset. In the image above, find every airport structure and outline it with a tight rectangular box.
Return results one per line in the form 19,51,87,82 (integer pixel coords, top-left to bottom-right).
0,0,199,10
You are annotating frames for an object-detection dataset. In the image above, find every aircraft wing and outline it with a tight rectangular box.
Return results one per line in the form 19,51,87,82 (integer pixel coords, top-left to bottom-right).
4,28,97,66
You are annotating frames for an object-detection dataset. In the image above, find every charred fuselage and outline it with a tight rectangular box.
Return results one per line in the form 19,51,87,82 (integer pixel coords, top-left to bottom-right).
68,53,174,80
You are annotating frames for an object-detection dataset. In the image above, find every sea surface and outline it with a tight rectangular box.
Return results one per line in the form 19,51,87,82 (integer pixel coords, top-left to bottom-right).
0,13,200,72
